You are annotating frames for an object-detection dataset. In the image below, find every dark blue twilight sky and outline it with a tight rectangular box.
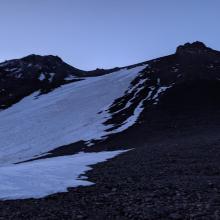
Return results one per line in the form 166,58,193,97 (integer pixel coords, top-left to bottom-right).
0,0,219,70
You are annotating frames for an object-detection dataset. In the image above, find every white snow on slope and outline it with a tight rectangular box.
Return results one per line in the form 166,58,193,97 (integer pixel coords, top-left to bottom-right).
0,65,146,165
48,72,56,82
152,86,172,104
39,73,46,81
113,99,146,133
65,75,78,81
0,150,128,200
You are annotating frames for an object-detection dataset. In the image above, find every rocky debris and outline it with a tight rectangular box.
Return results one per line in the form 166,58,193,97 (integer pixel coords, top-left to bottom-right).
1,133,220,219
1,94,220,219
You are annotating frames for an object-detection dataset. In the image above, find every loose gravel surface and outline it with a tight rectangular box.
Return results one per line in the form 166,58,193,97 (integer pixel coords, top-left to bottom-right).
1,108,220,219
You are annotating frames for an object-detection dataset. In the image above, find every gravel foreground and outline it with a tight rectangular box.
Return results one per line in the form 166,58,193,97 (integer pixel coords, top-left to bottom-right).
1,109,220,219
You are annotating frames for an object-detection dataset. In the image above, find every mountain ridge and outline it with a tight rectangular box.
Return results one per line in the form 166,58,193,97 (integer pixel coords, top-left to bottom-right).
1,41,219,109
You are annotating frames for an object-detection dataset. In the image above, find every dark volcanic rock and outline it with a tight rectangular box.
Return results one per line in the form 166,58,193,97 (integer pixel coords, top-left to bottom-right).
0,54,84,108
0,54,120,109
103,42,220,130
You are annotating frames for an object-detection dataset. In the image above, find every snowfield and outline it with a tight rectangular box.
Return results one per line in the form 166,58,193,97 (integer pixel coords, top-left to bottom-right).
0,65,146,200
0,65,146,165
0,150,129,200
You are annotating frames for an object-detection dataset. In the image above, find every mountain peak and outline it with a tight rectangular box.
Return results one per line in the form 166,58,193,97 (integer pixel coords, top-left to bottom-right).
176,41,209,55
181,41,206,49
20,54,64,64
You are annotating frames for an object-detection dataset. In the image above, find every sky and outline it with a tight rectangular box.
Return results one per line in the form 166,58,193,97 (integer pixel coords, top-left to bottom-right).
0,0,219,70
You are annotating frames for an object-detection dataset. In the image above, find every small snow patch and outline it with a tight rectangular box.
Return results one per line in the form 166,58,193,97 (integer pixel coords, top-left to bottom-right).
152,86,172,104
65,75,77,81
39,73,46,81
48,73,56,82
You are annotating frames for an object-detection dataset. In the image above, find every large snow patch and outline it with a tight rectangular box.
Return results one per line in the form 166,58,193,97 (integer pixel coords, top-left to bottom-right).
0,65,146,165
0,150,128,200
